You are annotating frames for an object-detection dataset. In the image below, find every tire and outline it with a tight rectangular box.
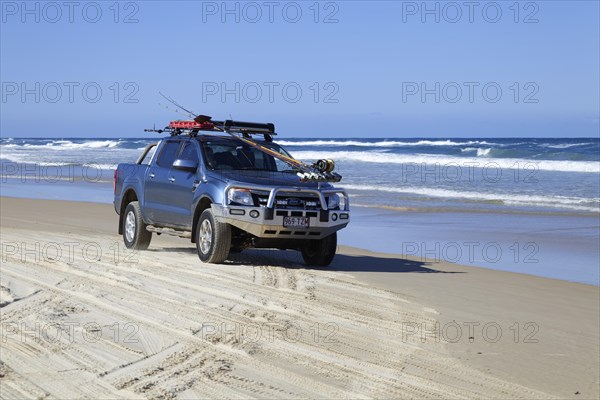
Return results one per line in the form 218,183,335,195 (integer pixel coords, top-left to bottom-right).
122,201,152,250
196,209,231,263
301,232,337,267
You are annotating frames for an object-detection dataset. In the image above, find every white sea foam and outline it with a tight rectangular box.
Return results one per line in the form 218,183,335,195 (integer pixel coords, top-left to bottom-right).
0,152,116,169
276,139,497,147
0,152,75,166
540,142,593,149
291,151,600,174
341,184,600,212
82,163,118,169
19,140,122,150
476,148,492,157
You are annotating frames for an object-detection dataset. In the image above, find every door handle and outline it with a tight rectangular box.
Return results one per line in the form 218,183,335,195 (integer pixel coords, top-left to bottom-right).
169,177,176,183
149,172,155,179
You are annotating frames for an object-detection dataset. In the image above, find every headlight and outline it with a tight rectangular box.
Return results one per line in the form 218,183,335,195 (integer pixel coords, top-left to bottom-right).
228,189,254,206
327,194,340,210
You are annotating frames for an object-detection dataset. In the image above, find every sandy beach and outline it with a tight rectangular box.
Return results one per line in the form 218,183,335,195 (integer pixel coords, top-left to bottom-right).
1,197,598,399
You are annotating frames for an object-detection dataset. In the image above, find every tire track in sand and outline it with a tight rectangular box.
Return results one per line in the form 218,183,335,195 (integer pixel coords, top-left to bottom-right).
0,228,555,399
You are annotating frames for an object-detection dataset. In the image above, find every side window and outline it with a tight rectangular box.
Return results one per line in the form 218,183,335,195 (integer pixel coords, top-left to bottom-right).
253,148,265,169
179,142,199,164
156,141,180,168
139,145,157,165
273,157,289,172
265,144,293,171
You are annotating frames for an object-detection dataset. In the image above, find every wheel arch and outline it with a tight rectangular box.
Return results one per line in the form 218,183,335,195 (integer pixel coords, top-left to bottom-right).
118,188,139,234
191,196,214,243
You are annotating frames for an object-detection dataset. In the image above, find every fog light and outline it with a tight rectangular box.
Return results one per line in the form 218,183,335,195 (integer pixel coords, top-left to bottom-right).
331,213,338,221
249,210,260,218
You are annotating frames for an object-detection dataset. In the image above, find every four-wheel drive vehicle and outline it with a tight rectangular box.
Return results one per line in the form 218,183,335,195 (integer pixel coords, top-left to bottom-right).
113,121,350,266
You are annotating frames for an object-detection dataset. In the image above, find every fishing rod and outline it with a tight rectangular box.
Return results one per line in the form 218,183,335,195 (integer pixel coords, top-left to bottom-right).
157,102,197,119
152,96,341,182
159,92,197,119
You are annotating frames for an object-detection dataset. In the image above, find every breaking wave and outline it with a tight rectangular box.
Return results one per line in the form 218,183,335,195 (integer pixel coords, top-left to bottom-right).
342,184,600,213
275,139,498,147
20,140,122,149
291,151,600,174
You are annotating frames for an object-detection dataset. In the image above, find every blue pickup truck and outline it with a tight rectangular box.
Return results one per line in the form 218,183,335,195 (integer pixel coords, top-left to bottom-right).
113,125,350,266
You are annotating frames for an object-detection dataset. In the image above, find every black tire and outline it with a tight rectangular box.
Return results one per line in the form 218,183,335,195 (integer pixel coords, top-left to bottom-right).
122,201,152,250
301,232,337,267
196,209,231,263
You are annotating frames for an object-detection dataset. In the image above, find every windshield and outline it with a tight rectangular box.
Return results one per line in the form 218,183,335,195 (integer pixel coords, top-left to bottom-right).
201,140,296,172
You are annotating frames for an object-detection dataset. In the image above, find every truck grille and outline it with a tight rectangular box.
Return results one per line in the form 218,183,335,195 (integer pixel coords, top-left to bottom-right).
253,193,321,210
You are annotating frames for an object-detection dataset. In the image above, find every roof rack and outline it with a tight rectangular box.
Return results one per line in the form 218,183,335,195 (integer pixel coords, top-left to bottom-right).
222,120,275,135
146,118,276,141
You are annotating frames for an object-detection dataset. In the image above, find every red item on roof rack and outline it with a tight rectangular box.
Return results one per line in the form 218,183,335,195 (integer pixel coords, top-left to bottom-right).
168,120,215,130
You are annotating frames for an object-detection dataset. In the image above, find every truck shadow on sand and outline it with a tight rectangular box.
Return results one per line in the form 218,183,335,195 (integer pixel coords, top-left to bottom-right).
327,254,462,274
149,247,460,274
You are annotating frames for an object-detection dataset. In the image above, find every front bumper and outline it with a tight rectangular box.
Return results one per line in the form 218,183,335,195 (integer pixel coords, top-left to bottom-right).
212,184,350,239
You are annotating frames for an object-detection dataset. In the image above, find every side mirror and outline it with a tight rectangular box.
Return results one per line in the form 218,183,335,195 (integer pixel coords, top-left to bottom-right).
172,159,198,172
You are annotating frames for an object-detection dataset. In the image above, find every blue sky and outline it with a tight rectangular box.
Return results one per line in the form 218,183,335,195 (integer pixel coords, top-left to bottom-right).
1,0,599,138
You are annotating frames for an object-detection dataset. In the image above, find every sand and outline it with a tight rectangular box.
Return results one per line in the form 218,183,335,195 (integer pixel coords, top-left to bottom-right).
0,197,598,399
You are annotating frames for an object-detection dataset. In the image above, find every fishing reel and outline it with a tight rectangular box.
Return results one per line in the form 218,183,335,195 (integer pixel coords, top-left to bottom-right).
296,171,342,182
297,159,341,182
313,159,335,173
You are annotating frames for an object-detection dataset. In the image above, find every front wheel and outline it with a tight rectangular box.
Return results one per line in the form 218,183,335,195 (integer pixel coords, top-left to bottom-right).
122,201,152,250
196,209,231,264
300,232,337,267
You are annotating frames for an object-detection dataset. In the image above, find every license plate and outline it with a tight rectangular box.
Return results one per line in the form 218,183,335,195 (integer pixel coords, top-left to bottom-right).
283,216,310,228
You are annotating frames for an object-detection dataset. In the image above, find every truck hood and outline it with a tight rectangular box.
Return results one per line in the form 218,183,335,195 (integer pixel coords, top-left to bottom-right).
209,170,331,189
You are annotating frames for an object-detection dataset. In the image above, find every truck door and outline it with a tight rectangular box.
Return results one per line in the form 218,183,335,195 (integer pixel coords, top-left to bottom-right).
144,139,181,225
168,140,201,228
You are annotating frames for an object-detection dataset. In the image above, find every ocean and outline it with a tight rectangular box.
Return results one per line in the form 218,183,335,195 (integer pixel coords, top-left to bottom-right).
1,137,599,215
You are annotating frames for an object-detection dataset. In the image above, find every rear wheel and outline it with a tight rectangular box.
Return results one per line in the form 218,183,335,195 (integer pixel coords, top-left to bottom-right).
196,209,231,263
301,232,337,267
122,201,152,250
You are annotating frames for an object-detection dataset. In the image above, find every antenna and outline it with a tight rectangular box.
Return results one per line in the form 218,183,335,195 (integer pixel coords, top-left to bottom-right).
144,123,164,133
